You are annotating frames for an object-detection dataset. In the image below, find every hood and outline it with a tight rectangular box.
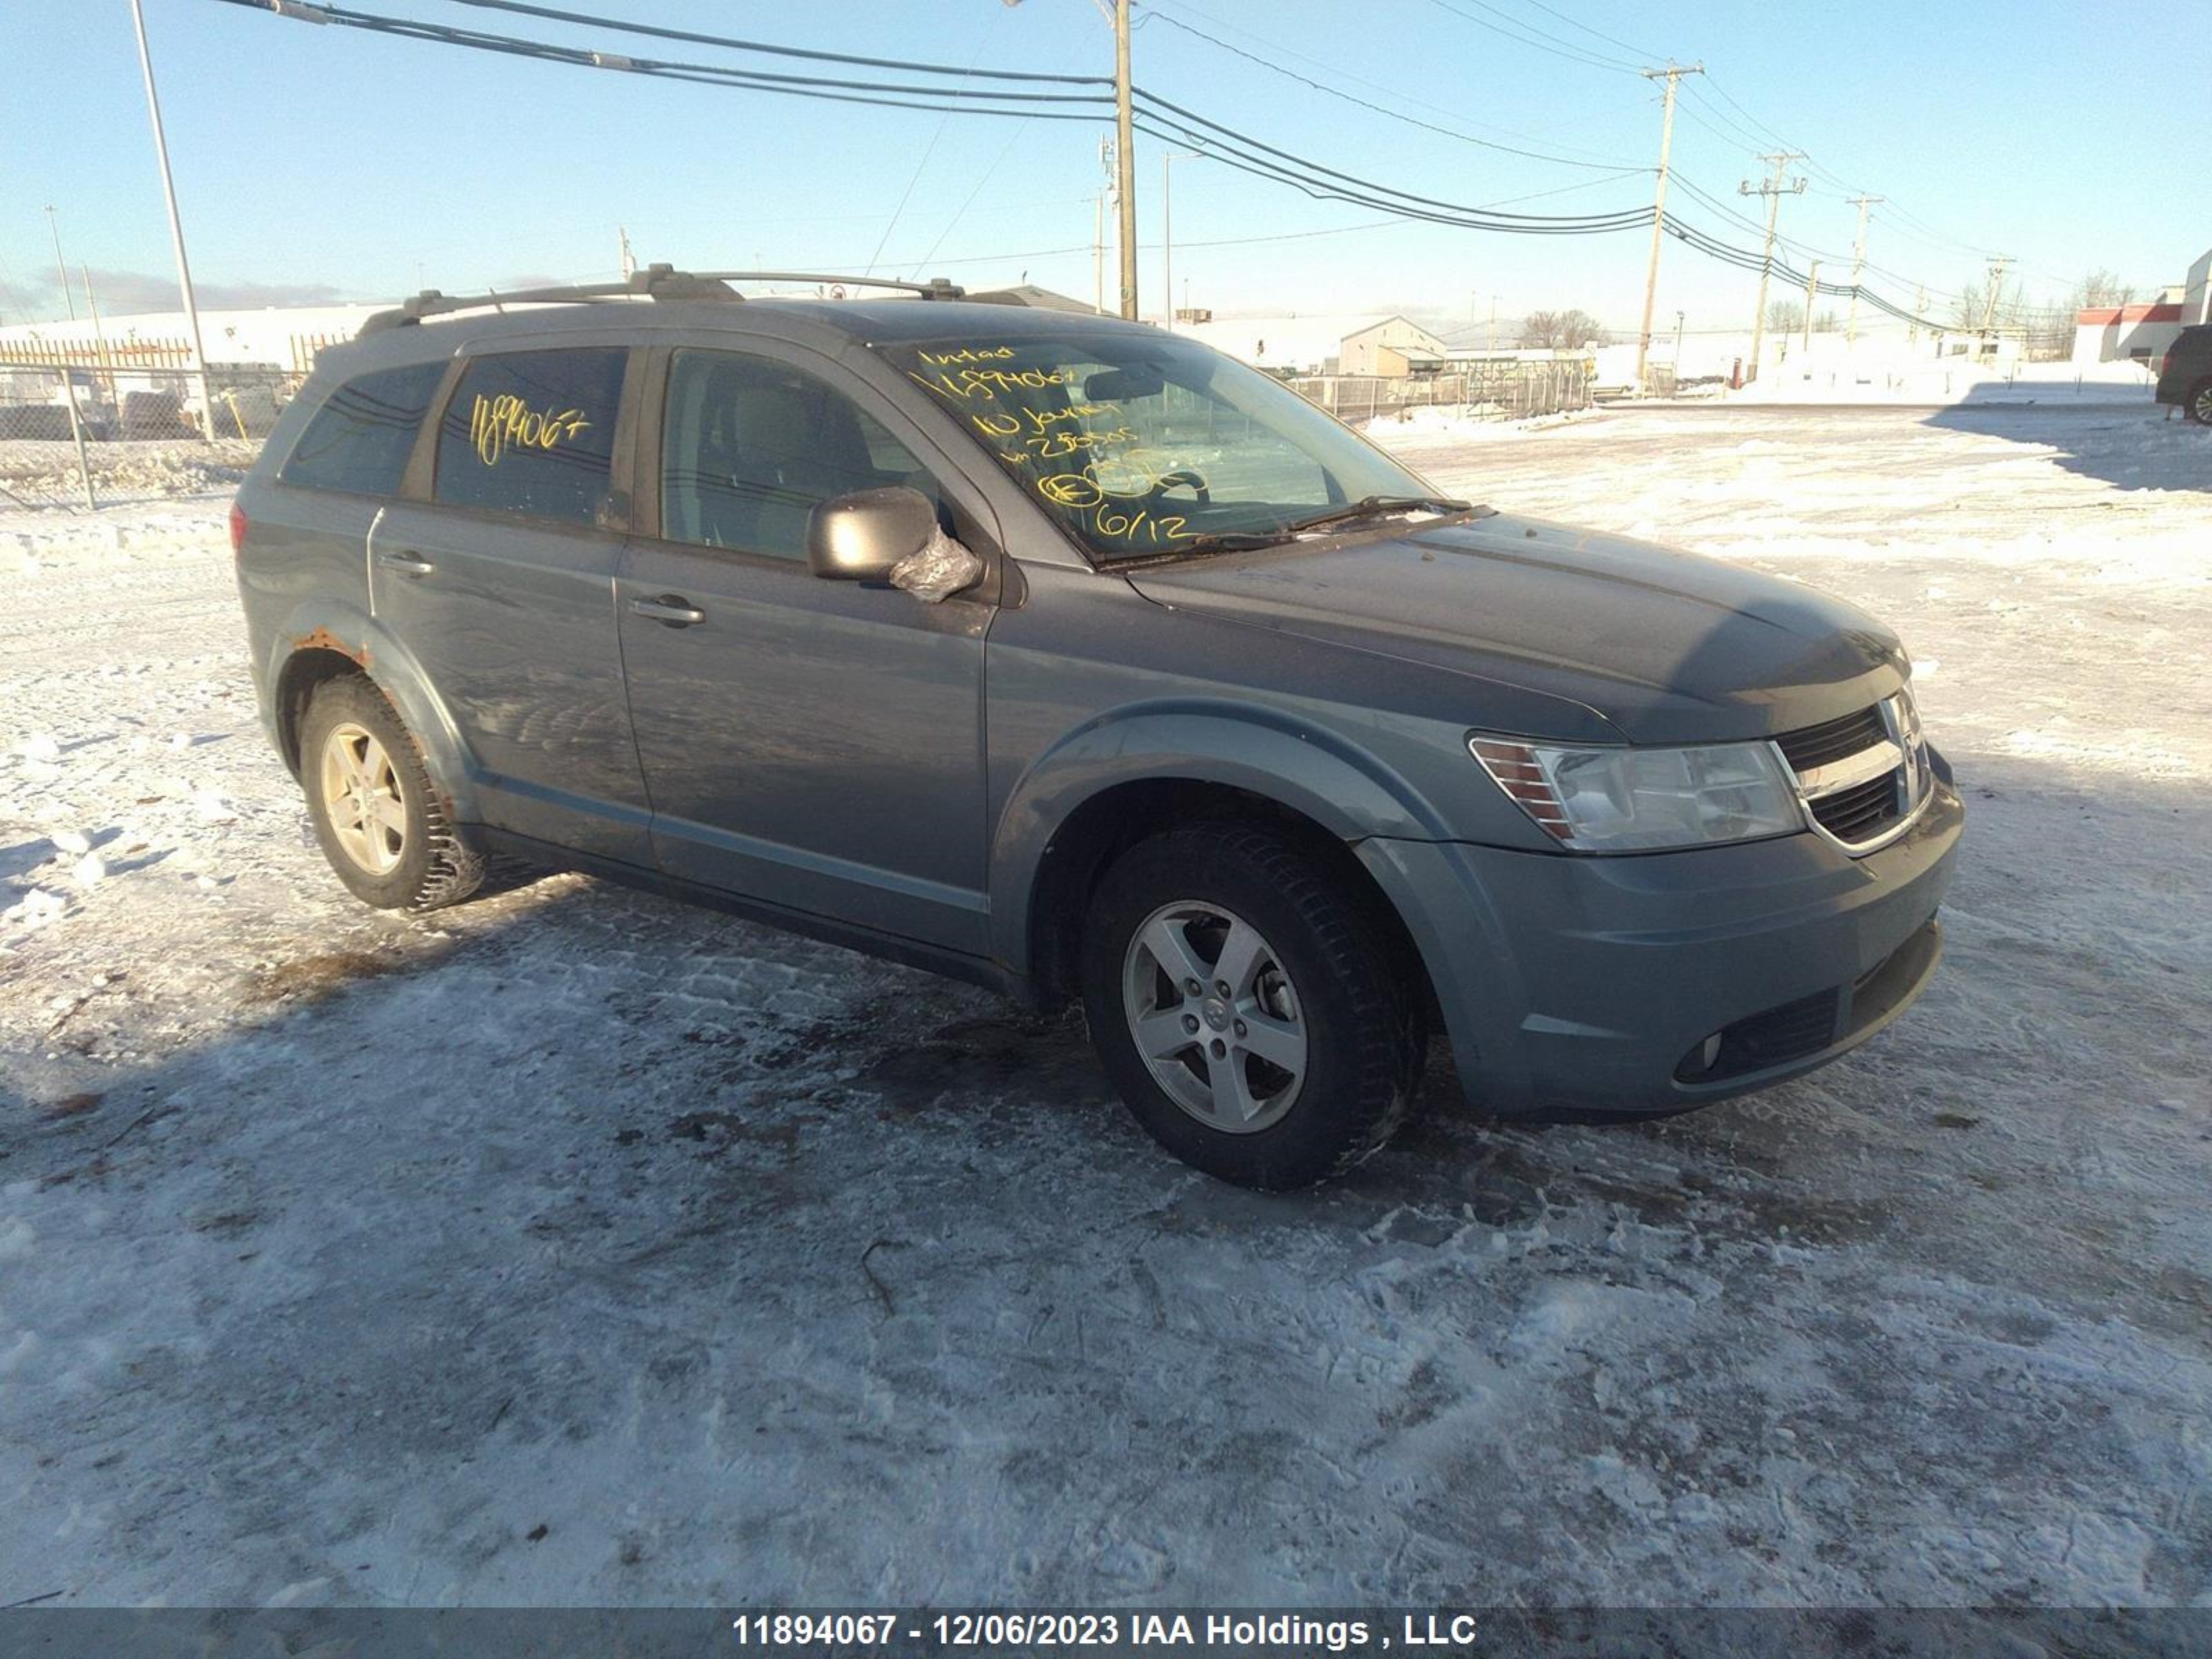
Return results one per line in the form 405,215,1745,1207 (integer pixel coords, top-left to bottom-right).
1126,513,1909,745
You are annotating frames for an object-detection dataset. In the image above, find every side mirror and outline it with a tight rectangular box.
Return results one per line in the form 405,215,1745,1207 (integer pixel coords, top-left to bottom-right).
806,485,936,583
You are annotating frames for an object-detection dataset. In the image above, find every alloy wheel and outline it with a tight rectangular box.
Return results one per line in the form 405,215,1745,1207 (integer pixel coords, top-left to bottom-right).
1122,900,1308,1133
319,721,408,876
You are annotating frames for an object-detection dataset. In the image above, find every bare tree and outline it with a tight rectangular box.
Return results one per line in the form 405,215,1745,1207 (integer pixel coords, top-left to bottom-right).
2072,268,2137,310
1519,308,1607,349
1766,298,1806,334
1950,279,1989,331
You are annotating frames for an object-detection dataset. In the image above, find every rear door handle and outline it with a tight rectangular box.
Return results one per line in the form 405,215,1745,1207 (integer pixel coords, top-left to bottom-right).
375,549,436,578
628,594,706,627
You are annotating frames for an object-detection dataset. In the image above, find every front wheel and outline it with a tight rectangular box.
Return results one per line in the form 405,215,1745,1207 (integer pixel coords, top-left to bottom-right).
2186,378,2212,427
1080,823,1423,1189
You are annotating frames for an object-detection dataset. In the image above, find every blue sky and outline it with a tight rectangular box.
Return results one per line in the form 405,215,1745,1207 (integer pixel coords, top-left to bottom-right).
5,0,2206,339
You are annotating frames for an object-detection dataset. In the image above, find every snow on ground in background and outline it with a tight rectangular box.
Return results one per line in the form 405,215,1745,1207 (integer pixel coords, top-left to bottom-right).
1718,356,2162,408
1356,405,1595,441
0,438,258,514
2,408,2209,1609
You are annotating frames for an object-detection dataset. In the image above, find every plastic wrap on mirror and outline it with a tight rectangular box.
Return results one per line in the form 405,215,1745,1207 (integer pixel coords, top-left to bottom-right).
890,525,984,603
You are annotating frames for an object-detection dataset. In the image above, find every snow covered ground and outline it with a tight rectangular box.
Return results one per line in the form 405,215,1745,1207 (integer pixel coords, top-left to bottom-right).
2,406,2209,1611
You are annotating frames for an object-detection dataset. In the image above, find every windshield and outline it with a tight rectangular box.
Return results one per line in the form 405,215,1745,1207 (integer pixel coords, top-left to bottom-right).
876,328,1452,563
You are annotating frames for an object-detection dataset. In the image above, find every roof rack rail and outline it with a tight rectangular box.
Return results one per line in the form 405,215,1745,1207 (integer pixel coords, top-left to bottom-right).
358,264,966,335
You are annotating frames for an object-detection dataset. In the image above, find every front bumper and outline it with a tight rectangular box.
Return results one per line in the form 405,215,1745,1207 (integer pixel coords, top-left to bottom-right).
1360,772,1963,1118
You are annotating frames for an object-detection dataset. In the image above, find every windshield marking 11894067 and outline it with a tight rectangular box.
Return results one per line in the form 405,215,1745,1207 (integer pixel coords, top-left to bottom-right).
882,332,1454,565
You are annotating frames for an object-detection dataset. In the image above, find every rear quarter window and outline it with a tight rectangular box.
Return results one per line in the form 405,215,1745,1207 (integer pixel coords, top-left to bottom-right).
277,360,446,496
433,348,627,525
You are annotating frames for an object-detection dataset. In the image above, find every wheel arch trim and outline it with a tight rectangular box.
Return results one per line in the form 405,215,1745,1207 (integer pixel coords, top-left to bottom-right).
988,700,1458,979
263,600,482,824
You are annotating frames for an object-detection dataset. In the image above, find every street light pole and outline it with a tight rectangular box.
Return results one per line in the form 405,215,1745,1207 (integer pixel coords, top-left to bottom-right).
46,207,78,321
128,0,211,430
1160,149,1201,329
1113,0,1137,319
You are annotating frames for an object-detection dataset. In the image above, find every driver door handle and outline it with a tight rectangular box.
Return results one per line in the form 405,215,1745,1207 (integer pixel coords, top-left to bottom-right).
629,594,706,627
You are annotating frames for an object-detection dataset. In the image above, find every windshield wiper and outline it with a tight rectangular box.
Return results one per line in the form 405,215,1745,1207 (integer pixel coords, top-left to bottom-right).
1273,494,1473,537
1100,496,1475,566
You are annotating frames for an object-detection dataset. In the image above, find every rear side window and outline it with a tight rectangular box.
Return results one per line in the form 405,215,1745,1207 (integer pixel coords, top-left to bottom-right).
279,360,445,496
433,348,626,525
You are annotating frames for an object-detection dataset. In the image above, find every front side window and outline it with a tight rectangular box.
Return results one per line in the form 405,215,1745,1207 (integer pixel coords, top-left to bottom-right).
659,348,939,559
433,348,626,525
279,359,445,496
877,330,1437,563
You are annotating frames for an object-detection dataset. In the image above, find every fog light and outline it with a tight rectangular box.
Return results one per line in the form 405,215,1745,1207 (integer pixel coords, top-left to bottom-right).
1698,1032,1723,1070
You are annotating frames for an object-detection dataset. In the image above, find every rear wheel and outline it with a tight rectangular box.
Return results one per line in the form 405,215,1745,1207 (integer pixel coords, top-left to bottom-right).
2187,378,2212,427
299,675,485,912
1080,823,1423,1189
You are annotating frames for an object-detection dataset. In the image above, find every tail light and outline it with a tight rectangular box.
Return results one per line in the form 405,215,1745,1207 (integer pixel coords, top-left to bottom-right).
228,499,248,556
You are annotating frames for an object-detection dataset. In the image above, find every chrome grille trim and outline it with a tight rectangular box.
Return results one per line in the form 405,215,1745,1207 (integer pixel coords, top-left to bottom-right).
1769,688,1934,856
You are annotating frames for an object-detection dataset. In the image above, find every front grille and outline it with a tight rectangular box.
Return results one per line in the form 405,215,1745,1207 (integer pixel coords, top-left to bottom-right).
1772,697,1925,852
1810,771,1904,842
1774,705,1888,772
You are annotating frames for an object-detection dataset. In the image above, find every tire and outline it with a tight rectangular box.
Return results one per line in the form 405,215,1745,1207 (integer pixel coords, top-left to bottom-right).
299,675,486,912
2187,379,2212,427
1080,822,1423,1189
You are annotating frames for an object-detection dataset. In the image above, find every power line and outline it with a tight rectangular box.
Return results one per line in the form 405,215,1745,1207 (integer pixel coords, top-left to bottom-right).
1424,0,1642,74
1141,9,1647,170
203,0,2007,325
1152,0,1651,165
441,0,1107,83
1505,0,1660,61
203,0,1114,117
1133,91,1653,229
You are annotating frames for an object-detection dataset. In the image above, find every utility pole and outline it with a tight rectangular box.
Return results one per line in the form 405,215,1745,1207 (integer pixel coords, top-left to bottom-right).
1113,0,1137,319
1633,62,1700,392
1846,194,1881,346
1981,254,2012,335
129,0,211,432
1911,284,1927,347
1674,309,1685,380
46,207,77,321
1738,151,1805,383
1803,260,1819,352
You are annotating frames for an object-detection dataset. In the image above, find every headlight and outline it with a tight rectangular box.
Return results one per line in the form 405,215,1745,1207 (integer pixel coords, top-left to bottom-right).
1469,734,1805,852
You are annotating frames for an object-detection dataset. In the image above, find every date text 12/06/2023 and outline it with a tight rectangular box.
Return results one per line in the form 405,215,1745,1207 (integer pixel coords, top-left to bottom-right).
729,1611,1491,1651
904,344,1201,551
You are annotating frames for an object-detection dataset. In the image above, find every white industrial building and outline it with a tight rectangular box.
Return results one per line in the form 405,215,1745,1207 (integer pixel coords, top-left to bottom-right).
1174,313,1447,376
2071,246,2211,365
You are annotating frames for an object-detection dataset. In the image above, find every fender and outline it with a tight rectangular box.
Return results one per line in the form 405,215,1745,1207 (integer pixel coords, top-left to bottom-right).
989,697,1459,957
261,597,486,827
987,701,1528,1084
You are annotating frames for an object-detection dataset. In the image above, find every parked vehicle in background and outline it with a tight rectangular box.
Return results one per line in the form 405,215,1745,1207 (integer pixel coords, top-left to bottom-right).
2155,325,2212,424
229,266,1962,1189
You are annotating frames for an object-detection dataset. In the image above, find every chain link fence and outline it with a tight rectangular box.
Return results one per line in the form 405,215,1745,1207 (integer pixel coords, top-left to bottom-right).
1287,359,1593,428
0,362,296,512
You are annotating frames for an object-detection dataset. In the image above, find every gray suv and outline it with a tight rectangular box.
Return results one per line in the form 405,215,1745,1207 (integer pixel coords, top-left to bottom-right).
232,266,1961,1189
